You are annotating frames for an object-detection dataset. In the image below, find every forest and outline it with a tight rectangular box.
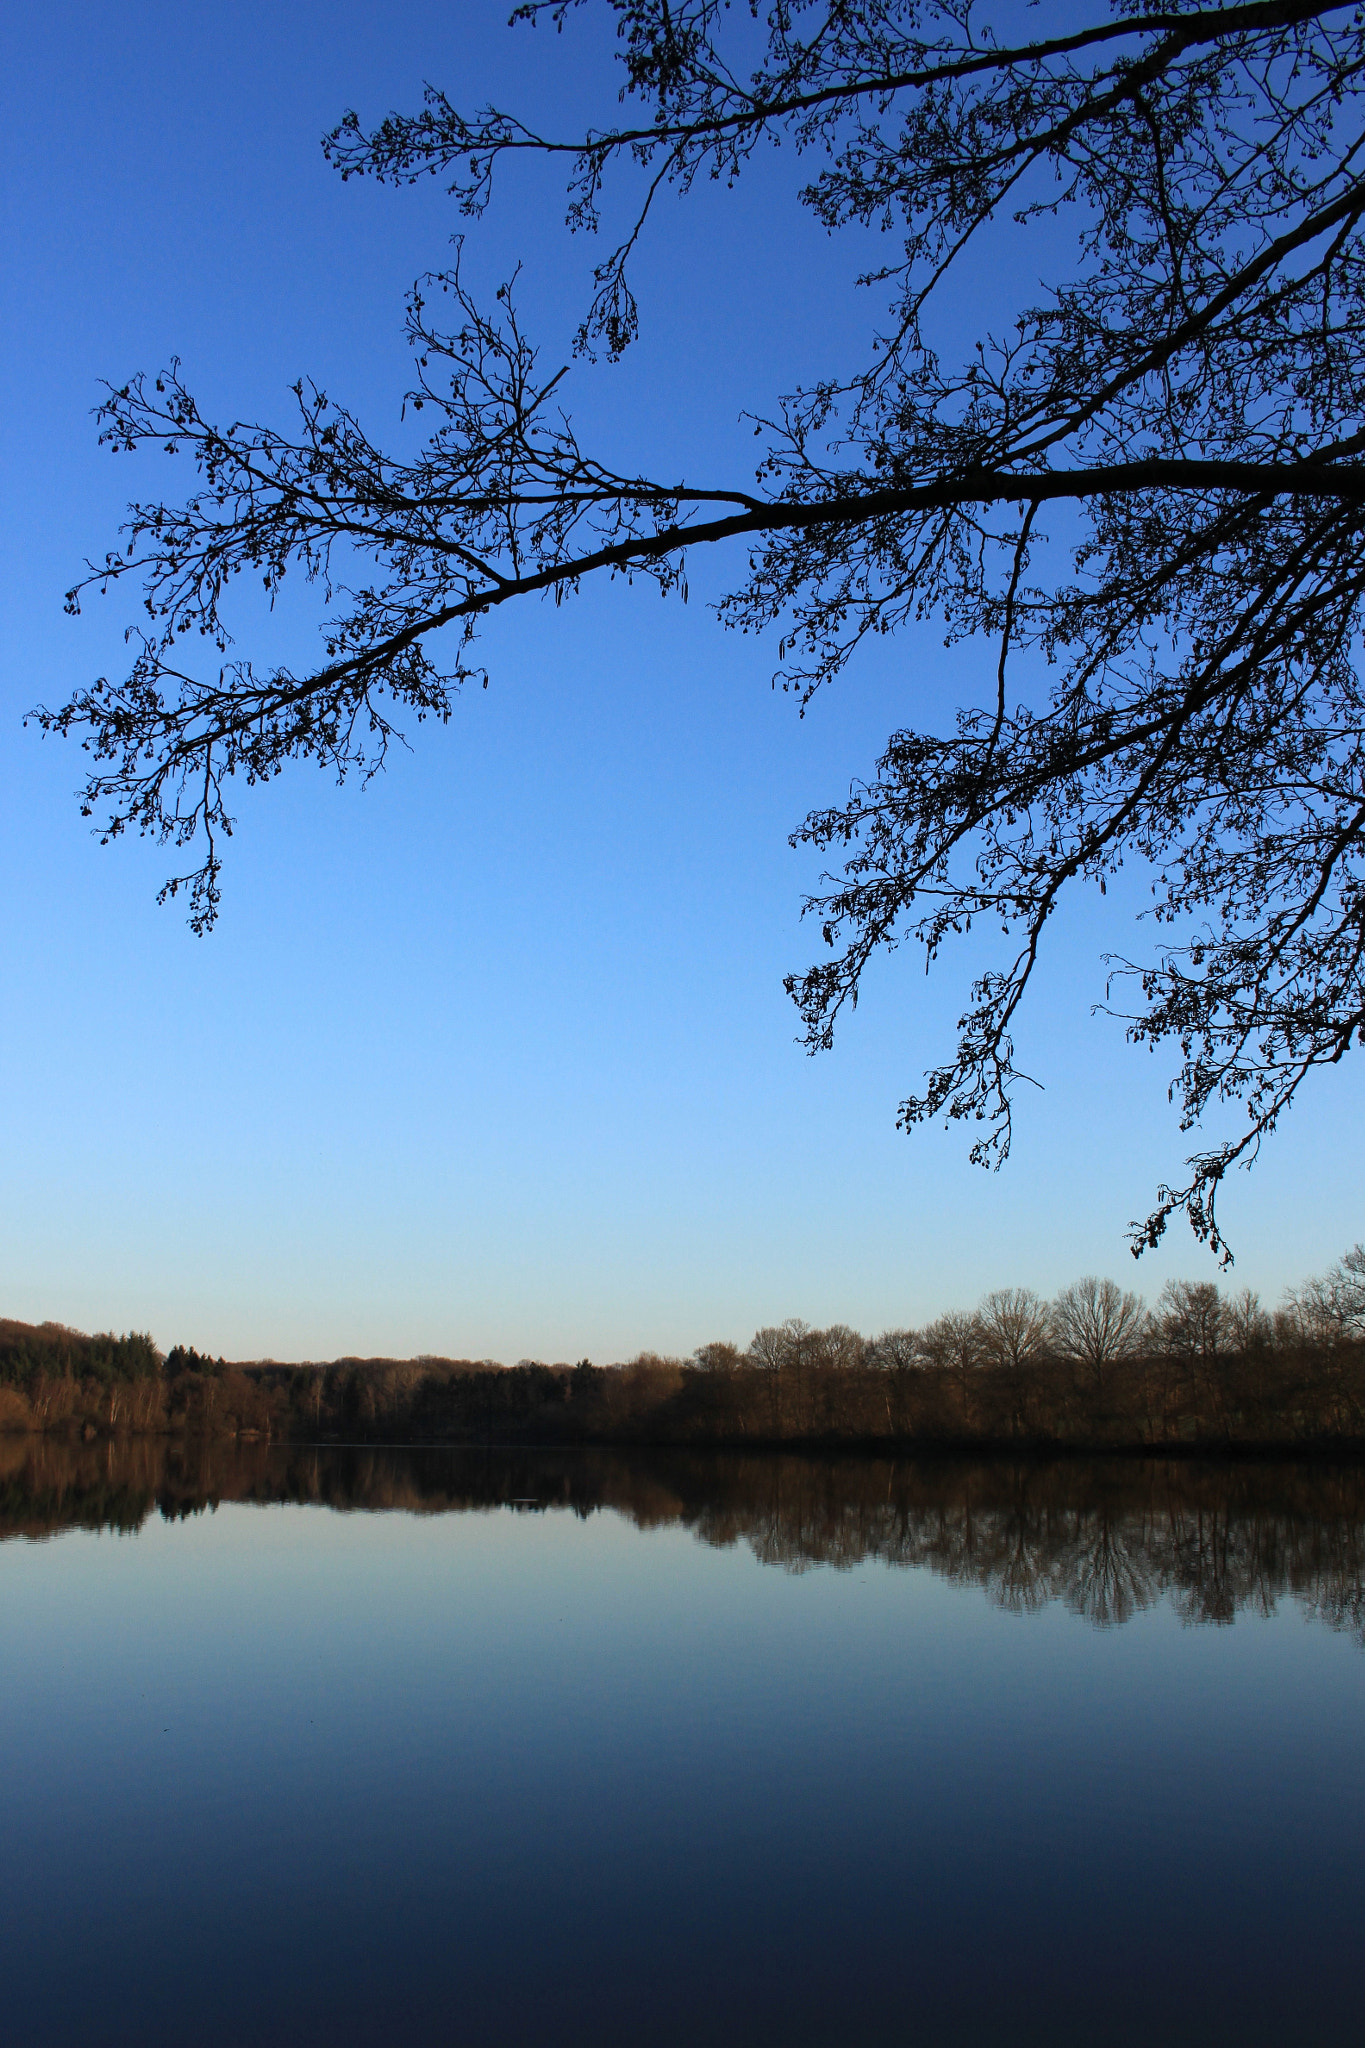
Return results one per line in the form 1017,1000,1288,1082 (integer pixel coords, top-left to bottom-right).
4,1250,1365,1450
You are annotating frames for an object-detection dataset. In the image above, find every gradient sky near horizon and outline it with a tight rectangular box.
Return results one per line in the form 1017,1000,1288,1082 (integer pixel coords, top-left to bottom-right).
3,0,1362,1363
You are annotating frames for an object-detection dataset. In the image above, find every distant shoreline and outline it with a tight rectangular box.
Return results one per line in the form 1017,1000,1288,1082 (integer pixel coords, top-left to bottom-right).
6,1302,1365,1454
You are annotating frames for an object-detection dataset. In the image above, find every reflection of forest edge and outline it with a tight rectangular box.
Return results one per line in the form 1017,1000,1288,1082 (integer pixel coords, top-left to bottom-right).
4,1437,1364,1639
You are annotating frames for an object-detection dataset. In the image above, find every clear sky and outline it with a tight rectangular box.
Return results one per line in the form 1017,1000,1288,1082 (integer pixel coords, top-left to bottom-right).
2,0,1361,1362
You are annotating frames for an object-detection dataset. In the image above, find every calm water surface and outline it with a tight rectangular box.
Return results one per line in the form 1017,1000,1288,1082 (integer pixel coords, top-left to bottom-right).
2,1441,1363,2046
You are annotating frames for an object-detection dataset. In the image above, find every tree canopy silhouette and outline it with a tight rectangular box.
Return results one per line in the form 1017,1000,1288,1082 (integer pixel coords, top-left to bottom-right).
40,0,1365,1258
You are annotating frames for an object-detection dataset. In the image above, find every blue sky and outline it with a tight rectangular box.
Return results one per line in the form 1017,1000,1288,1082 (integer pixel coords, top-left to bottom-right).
2,0,1361,1361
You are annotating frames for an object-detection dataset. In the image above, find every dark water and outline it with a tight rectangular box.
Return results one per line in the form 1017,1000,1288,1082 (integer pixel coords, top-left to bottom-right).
2,1441,1364,2046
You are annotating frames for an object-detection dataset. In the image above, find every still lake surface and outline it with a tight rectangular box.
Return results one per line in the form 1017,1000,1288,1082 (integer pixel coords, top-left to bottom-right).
2,1441,1364,2046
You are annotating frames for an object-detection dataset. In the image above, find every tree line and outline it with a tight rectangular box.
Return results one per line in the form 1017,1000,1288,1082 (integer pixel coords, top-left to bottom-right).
3,1246,1365,1447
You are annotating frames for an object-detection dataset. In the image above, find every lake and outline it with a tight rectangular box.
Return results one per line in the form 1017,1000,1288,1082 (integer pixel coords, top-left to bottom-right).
2,1440,1363,2045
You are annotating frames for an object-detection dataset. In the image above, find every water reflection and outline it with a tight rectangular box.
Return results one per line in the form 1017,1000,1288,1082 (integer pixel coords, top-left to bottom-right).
5,1434,1363,1640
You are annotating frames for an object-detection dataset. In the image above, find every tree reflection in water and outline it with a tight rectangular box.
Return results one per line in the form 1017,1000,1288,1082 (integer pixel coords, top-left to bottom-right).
3,1434,1364,1641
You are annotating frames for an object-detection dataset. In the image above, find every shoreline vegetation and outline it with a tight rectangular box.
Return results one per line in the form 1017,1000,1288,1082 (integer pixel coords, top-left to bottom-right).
5,1250,1365,1453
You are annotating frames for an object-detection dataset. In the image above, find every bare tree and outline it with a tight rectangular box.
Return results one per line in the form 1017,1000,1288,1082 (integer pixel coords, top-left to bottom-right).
812,1323,866,1372
921,1308,983,1428
977,1286,1052,1432
870,1328,921,1375
693,1340,744,1374
1224,1285,1271,1354
870,1325,922,1433
1223,1283,1273,1413
1283,1243,1365,1342
1159,1279,1224,1360
750,1319,806,1436
1051,1276,1148,1392
978,1288,1053,1370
